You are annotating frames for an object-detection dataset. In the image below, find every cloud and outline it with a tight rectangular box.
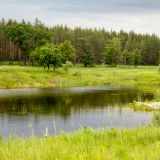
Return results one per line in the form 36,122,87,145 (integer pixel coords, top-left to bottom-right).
47,0,160,14
2,0,160,14
0,0,160,35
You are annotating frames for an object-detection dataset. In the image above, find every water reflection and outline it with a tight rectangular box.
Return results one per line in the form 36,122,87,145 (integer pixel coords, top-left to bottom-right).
0,86,154,137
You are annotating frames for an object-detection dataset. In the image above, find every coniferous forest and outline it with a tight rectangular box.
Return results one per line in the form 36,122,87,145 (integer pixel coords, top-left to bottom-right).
0,18,160,67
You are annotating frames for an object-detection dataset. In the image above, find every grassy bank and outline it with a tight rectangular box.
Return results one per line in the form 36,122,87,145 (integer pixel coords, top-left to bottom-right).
0,65,159,91
0,127,160,160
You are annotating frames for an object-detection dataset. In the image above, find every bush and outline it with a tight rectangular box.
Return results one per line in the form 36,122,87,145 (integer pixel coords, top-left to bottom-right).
152,109,160,126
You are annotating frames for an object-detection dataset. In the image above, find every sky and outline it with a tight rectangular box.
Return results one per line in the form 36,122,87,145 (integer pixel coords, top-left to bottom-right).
0,0,160,35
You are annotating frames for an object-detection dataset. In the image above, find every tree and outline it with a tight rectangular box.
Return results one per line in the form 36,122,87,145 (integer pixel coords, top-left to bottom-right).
31,44,52,69
133,49,141,67
141,34,160,65
104,38,121,67
78,38,94,67
122,50,132,66
50,45,62,70
1,18,160,66
58,40,76,64
89,31,105,64
32,43,63,70
31,27,51,48
6,23,32,65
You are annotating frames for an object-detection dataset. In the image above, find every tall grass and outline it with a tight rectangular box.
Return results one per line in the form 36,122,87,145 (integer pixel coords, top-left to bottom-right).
0,127,160,160
152,110,160,126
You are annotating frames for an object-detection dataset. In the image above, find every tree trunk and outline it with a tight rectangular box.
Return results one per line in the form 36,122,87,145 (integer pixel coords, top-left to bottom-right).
31,60,34,66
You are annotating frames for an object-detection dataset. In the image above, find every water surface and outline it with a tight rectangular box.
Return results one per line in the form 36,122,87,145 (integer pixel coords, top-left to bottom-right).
0,86,154,138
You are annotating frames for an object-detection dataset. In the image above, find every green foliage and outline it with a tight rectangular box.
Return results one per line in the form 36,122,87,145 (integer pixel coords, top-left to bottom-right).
104,38,121,67
32,41,76,70
31,28,51,47
122,50,133,65
152,110,160,126
133,49,142,67
6,23,32,63
31,44,52,69
32,43,62,70
1,19,160,66
104,41,114,65
78,38,94,67
50,45,62,70
38,45,52,69
3,19,52,65
59,40,76,63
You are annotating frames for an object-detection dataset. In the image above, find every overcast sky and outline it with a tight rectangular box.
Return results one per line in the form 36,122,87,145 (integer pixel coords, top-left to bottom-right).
0,0,160,35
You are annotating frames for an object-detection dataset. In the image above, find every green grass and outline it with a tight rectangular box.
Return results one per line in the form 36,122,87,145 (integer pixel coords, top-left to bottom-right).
0,65,159,92
0,66,159,159
0,127,160,160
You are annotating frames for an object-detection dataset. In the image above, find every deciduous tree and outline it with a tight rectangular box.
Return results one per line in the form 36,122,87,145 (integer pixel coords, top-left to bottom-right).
104,38,121,67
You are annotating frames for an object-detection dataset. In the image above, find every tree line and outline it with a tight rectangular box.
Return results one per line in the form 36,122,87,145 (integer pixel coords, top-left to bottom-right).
0,18,160,68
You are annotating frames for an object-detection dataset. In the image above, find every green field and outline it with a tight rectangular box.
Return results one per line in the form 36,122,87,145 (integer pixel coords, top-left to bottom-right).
0,65,159,92
0,65,160,160
0,127,160,160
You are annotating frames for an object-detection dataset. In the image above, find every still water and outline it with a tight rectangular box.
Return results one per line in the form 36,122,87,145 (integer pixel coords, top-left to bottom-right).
0,86,154,138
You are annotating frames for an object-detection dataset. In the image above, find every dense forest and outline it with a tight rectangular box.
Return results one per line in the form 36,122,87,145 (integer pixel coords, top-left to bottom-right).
0,18,160,67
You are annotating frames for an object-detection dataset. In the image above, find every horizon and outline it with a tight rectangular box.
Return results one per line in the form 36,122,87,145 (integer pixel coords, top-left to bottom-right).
1,18,159,37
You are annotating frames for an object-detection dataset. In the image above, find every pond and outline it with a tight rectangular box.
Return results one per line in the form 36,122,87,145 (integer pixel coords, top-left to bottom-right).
0,86,155,138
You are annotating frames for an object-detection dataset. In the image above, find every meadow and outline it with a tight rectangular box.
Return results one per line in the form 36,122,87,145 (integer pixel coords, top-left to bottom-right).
0,127,160,160
0,65,160,160
0,65,159,92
